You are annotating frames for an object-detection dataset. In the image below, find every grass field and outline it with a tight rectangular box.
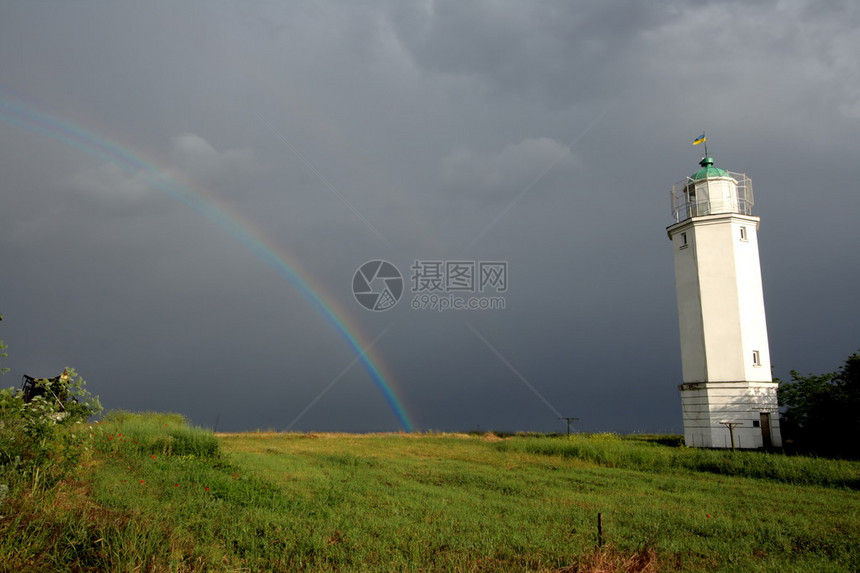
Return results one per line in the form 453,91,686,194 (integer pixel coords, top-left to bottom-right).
1,412,859,571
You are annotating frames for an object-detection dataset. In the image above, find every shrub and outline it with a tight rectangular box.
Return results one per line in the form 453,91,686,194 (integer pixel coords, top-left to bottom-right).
0,367,102,490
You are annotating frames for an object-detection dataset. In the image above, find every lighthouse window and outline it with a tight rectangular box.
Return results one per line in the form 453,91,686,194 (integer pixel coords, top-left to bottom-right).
680,232,688,248
740,226,748,241
752,350,761,366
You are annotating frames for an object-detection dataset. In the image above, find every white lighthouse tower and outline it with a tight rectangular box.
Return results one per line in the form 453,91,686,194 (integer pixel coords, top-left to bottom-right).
667,150,782,449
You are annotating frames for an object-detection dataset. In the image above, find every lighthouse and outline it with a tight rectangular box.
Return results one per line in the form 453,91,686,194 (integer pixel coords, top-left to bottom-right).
667,150,782,449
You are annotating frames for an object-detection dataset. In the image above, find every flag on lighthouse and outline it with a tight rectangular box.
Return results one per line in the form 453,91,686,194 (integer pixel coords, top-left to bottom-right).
693,133,706,145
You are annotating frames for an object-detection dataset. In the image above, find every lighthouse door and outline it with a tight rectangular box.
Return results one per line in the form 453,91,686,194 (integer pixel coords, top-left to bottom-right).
760,413,772,448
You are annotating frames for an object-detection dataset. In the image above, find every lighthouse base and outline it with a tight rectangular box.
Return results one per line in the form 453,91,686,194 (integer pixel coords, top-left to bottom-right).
679,381,782,449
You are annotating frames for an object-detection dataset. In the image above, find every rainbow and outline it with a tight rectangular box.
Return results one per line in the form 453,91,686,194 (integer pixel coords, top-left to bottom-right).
0,93,415,432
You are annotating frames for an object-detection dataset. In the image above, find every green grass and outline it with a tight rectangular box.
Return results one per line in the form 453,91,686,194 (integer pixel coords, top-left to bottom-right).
1,414,859,571
497,432,860,489
97,410,220,458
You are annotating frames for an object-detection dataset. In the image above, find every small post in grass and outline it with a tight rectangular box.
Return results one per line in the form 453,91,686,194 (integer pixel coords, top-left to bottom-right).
597,512,603,547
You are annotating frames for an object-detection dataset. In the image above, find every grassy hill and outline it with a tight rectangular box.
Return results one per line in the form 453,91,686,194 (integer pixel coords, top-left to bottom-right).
1,412,858,571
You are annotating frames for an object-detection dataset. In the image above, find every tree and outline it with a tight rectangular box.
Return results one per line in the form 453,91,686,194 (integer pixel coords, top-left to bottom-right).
777,350,860,458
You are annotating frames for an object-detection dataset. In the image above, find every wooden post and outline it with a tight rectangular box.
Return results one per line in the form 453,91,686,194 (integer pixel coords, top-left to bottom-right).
559,417,579,437
597,512,603,547
720,421,742,451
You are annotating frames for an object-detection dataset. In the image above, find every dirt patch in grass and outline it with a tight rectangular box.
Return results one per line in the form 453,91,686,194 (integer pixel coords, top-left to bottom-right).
559,545,658,573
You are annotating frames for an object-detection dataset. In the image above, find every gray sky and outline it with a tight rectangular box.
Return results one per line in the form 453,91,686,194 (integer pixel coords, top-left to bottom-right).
1,0,858,433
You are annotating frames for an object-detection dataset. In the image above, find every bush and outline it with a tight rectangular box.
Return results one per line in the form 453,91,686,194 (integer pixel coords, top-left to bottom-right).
0,367,102,490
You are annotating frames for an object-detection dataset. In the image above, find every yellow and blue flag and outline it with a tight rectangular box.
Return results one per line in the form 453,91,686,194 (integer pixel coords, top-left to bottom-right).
692,133,706,145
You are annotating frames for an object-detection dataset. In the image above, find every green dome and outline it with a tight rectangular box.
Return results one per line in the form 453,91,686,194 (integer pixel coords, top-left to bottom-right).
691,157,728,180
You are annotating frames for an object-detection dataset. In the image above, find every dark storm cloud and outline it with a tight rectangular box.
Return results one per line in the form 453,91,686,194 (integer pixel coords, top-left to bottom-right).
1,1,858,433
387,0,670,106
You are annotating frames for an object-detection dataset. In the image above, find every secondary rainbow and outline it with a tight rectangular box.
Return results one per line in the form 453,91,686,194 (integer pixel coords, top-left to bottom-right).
0,94,415,432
